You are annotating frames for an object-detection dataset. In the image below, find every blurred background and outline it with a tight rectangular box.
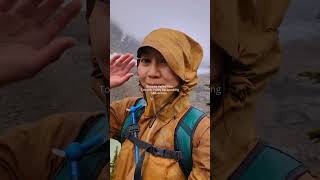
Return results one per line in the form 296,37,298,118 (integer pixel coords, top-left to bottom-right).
0,0,318,177
256,0,320,175
0,2,104,134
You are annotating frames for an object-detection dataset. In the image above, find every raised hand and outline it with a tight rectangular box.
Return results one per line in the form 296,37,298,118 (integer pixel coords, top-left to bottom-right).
110,53,135,88
0,0,82,86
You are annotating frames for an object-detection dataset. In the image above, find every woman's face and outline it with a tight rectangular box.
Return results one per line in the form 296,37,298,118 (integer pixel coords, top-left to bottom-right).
137,48,180,89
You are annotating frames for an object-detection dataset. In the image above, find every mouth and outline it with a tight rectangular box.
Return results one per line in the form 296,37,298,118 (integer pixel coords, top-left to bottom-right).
146,84,164,86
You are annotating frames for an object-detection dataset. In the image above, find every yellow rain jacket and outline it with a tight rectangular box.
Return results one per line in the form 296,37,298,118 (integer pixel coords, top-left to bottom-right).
110,28,210,180
212,0,318,179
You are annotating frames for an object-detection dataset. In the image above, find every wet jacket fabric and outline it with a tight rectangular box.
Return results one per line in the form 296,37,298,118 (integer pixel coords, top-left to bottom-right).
0,0,110,180
212,0,318,179
110,28,210,180
0,112,107,180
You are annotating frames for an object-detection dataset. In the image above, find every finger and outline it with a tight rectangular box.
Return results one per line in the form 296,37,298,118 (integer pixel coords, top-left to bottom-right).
33,0,64,24
32,37,76,71
113,53,131,66
15,0,45,17
113,53,130,65
119,60,135,76
110,54,121,65
123,61,135,73
43,0,81,40
120,73,134,83
0,0,18,12
119,53,134,64
121,54,135,65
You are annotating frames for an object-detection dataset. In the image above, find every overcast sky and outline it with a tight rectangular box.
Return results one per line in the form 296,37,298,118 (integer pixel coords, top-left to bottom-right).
111,0,210,74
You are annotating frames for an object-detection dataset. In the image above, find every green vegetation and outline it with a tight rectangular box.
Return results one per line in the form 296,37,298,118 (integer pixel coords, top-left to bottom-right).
110,146,119,180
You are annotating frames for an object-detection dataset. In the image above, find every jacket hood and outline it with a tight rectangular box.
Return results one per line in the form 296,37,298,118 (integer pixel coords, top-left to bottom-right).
136,28,204,123
137,28,203,96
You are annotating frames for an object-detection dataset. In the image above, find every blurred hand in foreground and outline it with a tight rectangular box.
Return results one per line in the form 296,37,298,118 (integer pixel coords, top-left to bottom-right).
0,0,82,86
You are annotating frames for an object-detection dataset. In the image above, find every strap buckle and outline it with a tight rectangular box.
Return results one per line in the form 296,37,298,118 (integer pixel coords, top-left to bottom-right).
124,124,139,138
128,124,139,133
149,147,183,161
150,147,166,157
176,151,183,160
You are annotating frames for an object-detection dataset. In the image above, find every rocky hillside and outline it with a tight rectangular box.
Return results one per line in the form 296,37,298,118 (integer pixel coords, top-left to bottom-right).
110,20,140,56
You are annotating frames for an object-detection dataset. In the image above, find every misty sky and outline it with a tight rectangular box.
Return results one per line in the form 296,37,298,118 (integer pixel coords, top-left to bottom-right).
111,0,210,74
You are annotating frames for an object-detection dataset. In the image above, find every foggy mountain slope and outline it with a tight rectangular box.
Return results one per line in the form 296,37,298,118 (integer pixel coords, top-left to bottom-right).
110,20,140,56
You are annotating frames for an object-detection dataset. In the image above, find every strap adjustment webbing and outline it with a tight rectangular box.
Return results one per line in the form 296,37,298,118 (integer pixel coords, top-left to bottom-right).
125,128,182,160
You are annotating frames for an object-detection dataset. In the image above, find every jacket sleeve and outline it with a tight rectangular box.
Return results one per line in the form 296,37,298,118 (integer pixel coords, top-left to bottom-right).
0,112,99,180
188,117,210,180
109,97,140,141
227,0,290,108
298,173,320,180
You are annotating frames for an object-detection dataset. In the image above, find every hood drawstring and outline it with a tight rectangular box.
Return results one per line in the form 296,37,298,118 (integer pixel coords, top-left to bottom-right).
139,82,179,128
148,94,158,128
147,92,179,128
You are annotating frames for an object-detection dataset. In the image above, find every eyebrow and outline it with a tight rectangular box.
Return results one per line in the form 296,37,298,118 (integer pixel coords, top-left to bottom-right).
138,56,166,63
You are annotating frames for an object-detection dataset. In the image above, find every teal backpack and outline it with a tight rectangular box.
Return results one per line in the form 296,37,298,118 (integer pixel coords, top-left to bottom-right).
53,114,108,180
51,104,309,180
53,98,206,180
119,98,206,179
228,142,309,180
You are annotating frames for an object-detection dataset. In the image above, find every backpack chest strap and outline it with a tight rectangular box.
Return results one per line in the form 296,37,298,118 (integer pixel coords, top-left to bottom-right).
124,124,182,161
120,99,207,179
124,123,182,180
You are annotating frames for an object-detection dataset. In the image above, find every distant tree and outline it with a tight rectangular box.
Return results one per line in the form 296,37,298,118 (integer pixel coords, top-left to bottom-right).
110,20,140,56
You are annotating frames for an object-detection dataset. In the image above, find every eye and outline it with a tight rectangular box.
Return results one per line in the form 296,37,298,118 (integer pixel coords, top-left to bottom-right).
140,57,151,65
159,58,167,64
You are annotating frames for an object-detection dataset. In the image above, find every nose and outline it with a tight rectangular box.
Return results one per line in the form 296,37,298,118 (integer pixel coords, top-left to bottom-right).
147,61,160,78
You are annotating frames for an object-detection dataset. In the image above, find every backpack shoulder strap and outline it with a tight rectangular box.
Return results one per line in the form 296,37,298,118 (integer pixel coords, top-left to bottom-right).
119,98,145,143
54,113,108,180
174,106,206,177
229,141,309,180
